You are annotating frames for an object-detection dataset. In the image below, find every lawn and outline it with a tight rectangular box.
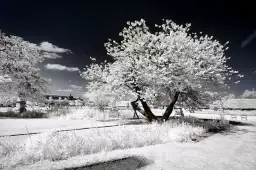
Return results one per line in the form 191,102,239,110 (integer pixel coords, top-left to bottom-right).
13,121,256,170
0,120,206,168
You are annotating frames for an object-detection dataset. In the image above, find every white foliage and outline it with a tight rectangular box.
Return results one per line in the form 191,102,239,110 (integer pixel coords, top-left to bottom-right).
240,89,256,99
81,19,241,108
0,31,50,101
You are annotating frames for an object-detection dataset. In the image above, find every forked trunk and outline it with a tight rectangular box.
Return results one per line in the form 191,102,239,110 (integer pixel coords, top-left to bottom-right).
139,98,157,122
131,98,148,119
162,92,180,121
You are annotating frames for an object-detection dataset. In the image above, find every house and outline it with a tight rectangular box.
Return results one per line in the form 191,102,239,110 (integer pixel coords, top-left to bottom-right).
45,94,84,106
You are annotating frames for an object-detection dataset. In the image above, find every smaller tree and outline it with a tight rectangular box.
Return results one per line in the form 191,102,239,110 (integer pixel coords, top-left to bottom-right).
0,31,51,112
83,90,114,111
240,89,256,99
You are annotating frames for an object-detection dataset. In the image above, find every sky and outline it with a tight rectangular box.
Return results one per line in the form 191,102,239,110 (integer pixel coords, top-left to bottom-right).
0,0,255,97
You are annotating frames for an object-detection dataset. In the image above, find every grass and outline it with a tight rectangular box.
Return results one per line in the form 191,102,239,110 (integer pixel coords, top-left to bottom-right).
54,107,134,120
0,120,205,168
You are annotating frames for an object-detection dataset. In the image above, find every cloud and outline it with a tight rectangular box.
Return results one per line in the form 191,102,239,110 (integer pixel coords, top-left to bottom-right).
45,64,80,72
43,52,62,59
56,89,73,92
70,85,83,90
40,42,70,53
241,30,256,48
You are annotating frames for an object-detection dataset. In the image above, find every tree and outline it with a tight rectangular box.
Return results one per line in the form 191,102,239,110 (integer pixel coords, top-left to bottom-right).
83,90,115,111
81,19,241,121
210,93,235,112
240,89,256,99
0,31,50,111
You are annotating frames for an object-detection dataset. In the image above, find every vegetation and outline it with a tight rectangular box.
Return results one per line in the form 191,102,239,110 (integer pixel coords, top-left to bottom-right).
0,110,48,118
0,120,205,168
82,19,242,122
177,116,230,133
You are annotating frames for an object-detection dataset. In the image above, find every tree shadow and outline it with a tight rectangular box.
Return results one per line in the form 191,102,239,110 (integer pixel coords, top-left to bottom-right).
220,124,256,136
229,121,255,126
65,156,151,170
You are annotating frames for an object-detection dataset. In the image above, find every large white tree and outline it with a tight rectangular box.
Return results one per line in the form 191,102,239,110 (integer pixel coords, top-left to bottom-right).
82,19,241,121
0,31,50,103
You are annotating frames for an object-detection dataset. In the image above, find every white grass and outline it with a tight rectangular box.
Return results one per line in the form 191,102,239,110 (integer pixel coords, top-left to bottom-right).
53,107,135,120
0,121,205,168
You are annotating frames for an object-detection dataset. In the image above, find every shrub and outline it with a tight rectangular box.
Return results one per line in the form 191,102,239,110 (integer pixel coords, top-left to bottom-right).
176,116,230,133
204,119,230,133
0,110,48,118
20,111,48,118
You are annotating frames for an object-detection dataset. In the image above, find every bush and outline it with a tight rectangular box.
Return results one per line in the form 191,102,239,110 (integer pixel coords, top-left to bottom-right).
0,110,48,118
204,119,230,133
176,116,230,133
20,111,48,118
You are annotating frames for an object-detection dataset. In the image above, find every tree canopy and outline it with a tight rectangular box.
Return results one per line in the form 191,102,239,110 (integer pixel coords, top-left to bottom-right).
81,19,241,121
0,31,50,101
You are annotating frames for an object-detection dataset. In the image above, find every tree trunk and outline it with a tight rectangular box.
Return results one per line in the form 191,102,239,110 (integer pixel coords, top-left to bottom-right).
131,98,148,118
19,101,27,113
139,98,157,122
130,100,139,119
163,92,180,121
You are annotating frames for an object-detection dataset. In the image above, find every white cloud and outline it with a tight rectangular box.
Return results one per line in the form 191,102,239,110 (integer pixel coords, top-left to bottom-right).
241,30,256,48
56,89,73,92
40,42,70,53
43,52,62,59
70,84,83,90
45,64,80,72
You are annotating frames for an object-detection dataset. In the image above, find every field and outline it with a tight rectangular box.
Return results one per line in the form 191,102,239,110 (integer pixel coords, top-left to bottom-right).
18,122,256,170
0,106,256,169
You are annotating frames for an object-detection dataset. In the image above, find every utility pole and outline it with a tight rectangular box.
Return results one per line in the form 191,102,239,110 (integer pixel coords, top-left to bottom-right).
253,88,255,99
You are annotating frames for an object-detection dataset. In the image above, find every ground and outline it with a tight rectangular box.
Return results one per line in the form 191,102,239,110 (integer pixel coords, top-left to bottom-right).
1,109,256,169
17,121,256,170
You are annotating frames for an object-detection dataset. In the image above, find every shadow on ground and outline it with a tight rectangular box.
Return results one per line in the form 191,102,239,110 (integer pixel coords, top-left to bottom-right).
229,121,255,126
220,122,256,136
65,156,150,170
